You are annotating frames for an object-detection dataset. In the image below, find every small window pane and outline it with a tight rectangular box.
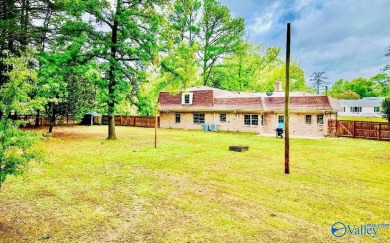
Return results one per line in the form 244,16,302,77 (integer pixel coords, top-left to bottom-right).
244,115,251,125
175,113,181,123
220,114,226,122
305,115,312,124
194,113,205,124
251,115,258,125
184,94,190,104
278,115,284,123
317,115,323,125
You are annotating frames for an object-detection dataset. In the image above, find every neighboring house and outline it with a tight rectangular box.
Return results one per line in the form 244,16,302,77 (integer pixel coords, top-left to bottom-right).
338,97,384,117
158,84,341,137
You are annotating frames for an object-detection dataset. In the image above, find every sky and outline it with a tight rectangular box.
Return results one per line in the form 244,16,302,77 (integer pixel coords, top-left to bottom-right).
220,0,390,85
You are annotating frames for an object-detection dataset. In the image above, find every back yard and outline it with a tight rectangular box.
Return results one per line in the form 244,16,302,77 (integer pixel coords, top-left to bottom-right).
0,126,389,242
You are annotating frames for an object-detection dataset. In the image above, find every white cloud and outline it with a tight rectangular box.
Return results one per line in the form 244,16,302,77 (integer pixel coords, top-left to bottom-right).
221,0,390,83
248,13,273,34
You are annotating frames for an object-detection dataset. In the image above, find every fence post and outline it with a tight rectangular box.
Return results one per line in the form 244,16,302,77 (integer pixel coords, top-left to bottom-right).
353,121,356,138
379,123,382,140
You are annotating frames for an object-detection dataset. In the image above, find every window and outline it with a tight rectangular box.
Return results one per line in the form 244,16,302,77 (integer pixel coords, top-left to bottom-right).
244,115,251,125
374,107,380,112
278,115,284,124
175,113,181,123
244,114,258,126
343,107,346,112
261,115,264,126
184,94,190,103
193,113,205,124
350,107,362,112
181,93,193,104
251,115,258,125
220,114,226,122
317,115,324,125
305,115,312,124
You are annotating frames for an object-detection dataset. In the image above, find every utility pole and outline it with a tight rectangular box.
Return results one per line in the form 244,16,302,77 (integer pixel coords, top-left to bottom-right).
285,23,291,174
155,107,158,148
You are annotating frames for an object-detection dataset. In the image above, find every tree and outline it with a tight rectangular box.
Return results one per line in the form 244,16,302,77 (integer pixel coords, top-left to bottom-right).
382,97,390,122
0,49,42,189
209,41,282,91
382,46,390,73
61,0,165,139
170,0,201,45
0,0,56,84
331,90,360,99
199,0,244,86
310,71,328,94
346,77,377,97
370,73,390,97
37,36,99,134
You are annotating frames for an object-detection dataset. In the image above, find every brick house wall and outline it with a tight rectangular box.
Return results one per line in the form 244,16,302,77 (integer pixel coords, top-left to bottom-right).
161,111,332,137
158,86,341,137
262,113,331,136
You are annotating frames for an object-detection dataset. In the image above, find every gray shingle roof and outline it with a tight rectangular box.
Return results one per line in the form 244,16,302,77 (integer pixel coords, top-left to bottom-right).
339,97,384,107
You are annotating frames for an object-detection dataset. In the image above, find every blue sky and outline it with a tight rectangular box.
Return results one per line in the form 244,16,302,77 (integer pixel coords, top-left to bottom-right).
220,0,390,84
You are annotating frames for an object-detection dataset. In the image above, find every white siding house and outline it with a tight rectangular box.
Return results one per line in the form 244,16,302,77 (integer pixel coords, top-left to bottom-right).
338,97,384,117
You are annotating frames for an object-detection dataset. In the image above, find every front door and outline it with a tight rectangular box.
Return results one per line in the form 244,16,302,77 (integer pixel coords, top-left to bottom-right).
277,115,284,129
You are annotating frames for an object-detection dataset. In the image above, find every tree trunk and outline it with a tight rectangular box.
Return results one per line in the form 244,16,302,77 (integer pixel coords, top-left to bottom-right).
48,109,56,134
106,0,120,140
107,114,116,139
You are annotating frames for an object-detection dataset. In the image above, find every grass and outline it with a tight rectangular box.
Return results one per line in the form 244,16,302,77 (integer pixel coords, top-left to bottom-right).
338,116,388,122
0,126,389,242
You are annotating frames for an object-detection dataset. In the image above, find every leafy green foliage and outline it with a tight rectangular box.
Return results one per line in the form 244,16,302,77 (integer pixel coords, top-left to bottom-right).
200,0,245,86
381,97,390,122
329,75,390,98
37,34,100,134
0,118,43,189
170,0,201,45
0,49,43,189
60,0,166,139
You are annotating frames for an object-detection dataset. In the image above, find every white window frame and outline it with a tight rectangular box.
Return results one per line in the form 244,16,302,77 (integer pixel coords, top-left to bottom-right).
181,93,193,104
317,115,324,125
350,107,362,112
220,114,226,123
305,115,312,124
244,114,259,126
175,113,181,123
193,113,205,124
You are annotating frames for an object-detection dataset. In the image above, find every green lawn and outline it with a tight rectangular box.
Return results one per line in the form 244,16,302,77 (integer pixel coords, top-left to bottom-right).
338,116,388,122
1,126,389,242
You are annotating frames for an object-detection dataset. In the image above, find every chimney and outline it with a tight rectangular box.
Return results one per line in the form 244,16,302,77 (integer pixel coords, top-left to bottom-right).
275,81,283,92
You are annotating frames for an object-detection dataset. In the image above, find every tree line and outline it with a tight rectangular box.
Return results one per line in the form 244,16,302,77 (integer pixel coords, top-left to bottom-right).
0,0,311,140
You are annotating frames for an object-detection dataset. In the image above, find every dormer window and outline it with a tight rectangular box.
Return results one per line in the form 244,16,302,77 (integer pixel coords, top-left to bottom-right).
181,93,193,104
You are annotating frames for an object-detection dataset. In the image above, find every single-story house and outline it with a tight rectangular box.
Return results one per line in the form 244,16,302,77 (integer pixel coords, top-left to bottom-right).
338,97,384,118
158,84,342,137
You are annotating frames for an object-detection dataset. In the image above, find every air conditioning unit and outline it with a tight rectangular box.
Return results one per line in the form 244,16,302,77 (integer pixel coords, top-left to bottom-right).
209,124,219,132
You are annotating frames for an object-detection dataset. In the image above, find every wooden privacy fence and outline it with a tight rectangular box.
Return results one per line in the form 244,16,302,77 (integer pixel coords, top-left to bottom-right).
101,115,160,128
328,120,390,141
18,115,78,126
14,115,159,128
